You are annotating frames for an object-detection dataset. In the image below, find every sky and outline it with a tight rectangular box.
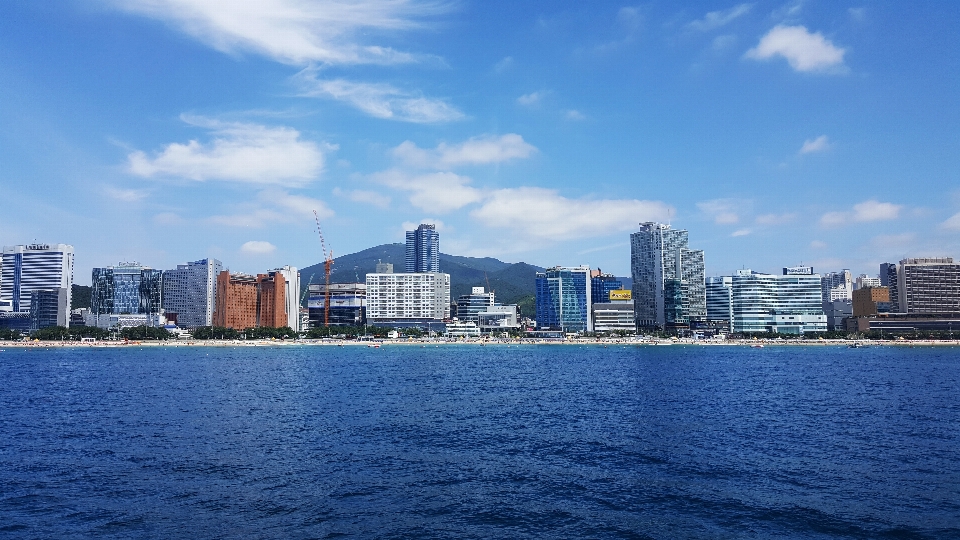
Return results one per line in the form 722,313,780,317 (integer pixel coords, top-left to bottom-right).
1,1,958,285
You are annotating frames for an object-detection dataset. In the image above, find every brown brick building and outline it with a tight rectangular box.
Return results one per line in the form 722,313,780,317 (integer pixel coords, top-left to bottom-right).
852,286,890,317
213,271,288,330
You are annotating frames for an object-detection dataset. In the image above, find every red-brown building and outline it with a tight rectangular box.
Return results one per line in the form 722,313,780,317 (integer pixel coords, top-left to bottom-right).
213,271,287,330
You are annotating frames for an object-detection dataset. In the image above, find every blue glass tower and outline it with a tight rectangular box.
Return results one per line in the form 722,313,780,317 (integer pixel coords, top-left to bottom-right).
405,224,440,273
535,266,592,333
591,273,623,304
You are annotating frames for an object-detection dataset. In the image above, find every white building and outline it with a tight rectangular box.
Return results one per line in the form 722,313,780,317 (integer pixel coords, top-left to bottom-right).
730,270,826,334
365,272,450,325
630,222,706,329
478,305,520,333
162,258,222,329
1,243,74,326
821,269,853,302
706,276,734,332
273,265,301,332
855,274,882,290
446,319,480,338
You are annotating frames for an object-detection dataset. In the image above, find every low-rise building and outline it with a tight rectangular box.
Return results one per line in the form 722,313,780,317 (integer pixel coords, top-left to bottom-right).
446,318,480,338
308,282,366,327
731,270,826,334
455,287,495,323
478,305,520,334
853,286,891,317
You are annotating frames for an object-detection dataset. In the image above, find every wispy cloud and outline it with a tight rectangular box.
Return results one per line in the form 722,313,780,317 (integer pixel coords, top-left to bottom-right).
564,109,586,121
745,25,846,73
517,92,544,106
128,115,324,186
493,56,514,73
110,0,448,66
755,212,797,225
104,186,150,202
471,187,673,242
295,71,464,123
799,135,830,154
391,134,537,169
241,240,276,255
371,170,483,213
820,200,902,227
333,187,391,209
209,190,333,228
687,4,752,32
941,212,960,230
731,228,752,237
697,198,745,224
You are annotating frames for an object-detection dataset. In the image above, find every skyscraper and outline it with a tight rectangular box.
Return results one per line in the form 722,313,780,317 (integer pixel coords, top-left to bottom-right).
272,265,301,332
405,224,440,273
630,223,705,330
535,266,592,332
91,262,164,327
895,258,960,314
162,258,222,329
213,271,288,330
730,270,826,334
1,243,74,326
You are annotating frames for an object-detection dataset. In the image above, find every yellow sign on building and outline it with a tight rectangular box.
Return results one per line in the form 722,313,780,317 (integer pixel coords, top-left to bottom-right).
609,289,632,301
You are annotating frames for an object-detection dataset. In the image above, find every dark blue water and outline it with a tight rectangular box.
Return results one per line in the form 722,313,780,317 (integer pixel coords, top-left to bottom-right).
1,344,959,539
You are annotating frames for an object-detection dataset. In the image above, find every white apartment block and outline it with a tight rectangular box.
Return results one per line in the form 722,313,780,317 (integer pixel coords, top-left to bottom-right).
365,272,451,322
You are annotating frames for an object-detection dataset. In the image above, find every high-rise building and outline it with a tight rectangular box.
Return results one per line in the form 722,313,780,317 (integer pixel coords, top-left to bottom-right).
162,258,222,329
365,272,450,328
272,266,301,332
535,266,592,333
213,271,288,330
1,244,74,325
730,270,826,334
455,287,495,324
590,271,623,304
29,288,69,330
820,269,853,302
895,258,960,314
405,224,440,273
308,283,367,327
881,262,900,312
705,276,734,332
90,262,163,328
855,274,882,290
375,260,394,274
630,223,705,330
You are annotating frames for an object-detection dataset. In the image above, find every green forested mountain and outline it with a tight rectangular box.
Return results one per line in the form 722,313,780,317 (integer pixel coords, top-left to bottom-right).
300,244,544,306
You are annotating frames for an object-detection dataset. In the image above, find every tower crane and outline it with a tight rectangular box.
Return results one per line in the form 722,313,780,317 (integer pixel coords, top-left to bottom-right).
313,210,334,327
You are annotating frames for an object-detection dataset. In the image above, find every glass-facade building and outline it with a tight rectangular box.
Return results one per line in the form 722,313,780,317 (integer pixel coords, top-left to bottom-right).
91,263,163,320
705,276,733,331
405,224,440,273
591,274,622,304
29,288,68,331
630,223,706,330
536,266,592,333
162,258,222,329
308,283,367,327
455,287,495,323
729,270,826,334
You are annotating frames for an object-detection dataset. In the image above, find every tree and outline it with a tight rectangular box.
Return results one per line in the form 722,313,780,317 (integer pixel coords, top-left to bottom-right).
119,325,171,340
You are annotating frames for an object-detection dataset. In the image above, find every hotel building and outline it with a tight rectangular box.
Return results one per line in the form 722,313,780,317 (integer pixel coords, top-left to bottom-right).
1,243,74,325
213,271,288,330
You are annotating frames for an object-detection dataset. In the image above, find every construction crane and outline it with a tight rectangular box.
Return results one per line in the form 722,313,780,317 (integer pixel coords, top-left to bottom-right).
313,210,334,327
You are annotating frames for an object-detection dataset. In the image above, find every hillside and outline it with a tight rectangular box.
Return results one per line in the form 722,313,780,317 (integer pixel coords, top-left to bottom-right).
300,244,544,306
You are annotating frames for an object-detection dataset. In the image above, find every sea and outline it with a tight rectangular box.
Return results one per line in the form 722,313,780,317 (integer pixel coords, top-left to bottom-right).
1,344,958,539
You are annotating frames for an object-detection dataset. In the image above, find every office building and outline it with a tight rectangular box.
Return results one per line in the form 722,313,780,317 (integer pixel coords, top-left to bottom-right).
705,276,734,332
162,258,222,329
730,270,826,334
880,263,900,312
895,258,960,314
365,272,450,328
855,274,882,290
29,288,69,331
375,260,394,274
90,262,163,327
405,224,440,273
630,223,706,330
1,243,74,325
590,271,623,304
477,305,520,334
213,271,288,330
446,319,481,338
591,289,634,332
536,266,592,333
455,287,495,323
272,266,301,332
821,269,853,302
853,286,891,317
308,282,366,327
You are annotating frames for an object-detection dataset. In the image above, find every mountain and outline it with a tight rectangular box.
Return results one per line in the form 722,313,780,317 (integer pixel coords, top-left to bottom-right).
300,244,544,306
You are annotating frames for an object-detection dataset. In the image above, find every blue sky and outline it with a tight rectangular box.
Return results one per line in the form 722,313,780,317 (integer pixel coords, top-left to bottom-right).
1,1,958,284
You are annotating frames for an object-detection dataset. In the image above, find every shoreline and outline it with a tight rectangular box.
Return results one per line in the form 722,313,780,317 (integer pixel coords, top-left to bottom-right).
2,338,960,349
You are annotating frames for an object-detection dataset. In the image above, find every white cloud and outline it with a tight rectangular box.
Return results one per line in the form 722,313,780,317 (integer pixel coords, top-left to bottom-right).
517,92,543,106
128,116,324,186
820,199,902,227
209,190,333,228
110,0,446,66
153,212,184,226
402,218,446,232
731,228,752,237
470,187,673,241
241,241,276,255
745,25,846,73
391,134,537,169
869,233,914,250
687,4,752,32
697,199,744,224
810,240,827,249
295,72,464,123
104,186,150,202
941,212,960,231
493,56,514,73
799,135,830,154
372,170,483,213
755,212,797,225
333,187,391,209
565,110,587,121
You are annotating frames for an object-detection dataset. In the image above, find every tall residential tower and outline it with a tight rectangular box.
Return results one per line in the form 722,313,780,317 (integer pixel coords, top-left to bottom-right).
630,223,705,330
405,224,440,273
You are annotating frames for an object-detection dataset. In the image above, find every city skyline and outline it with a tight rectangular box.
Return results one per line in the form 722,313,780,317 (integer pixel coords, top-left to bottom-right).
2,2,959,283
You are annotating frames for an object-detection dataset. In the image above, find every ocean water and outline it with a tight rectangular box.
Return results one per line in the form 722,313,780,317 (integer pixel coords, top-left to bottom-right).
1,344,958,539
